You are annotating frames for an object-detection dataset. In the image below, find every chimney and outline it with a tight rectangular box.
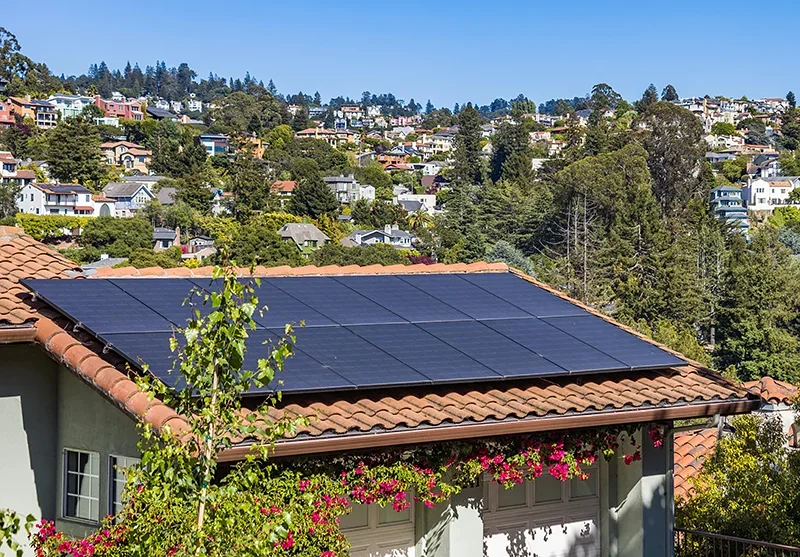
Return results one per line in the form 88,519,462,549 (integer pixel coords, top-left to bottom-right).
100,253,109,260
175,226,181,247
384,224,391,235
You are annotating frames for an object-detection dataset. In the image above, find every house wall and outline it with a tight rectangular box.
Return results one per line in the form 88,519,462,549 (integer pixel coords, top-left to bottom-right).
55,367,139,538
0,345,59,553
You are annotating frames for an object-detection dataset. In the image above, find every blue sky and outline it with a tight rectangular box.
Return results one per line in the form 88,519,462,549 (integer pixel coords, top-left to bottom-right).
5,0,798,108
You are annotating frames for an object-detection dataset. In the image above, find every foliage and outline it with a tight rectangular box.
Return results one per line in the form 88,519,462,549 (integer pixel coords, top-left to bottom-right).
288,177,338,220
710,121,736,136
46,117,104,188
226,221,305,267
15,214,89,240
0,183,21,219
310,243,409,267
720,155,748,183
349,199,408,229
80,216,153,257
0,509,34,557
486,240,532,274
123,246,183,269
714,227,800,382
452,103,484,186
677,414,800,546
661,84,679,102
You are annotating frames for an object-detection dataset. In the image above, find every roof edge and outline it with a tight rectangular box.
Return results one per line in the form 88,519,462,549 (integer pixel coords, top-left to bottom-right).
220,397,759,461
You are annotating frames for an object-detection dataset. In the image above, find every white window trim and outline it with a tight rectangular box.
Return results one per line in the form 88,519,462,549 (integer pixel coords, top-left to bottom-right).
108,455,140,517
62,448,101,525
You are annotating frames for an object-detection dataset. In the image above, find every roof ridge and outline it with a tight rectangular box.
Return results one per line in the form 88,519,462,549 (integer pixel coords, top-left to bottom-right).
90,261,509,278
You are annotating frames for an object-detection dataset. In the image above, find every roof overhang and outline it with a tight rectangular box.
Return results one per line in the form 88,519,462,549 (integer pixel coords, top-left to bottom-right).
220,397,759,461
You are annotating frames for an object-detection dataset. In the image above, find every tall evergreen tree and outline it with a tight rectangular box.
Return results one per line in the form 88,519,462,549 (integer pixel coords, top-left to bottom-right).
425,99,434,114
635,84,659,112
452,103,483,186
288,176,338,219
46,117,103,187
661,84,679,102
787,91,796,109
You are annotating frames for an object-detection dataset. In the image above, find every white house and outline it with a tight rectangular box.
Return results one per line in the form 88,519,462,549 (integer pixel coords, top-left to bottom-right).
742,177,800,212
703,134,745,149
323,175,375,204
17,183,115,217
396,193,437,214
47,94,94,120
186,99,203,113
345,224,416,249
102,182,155,217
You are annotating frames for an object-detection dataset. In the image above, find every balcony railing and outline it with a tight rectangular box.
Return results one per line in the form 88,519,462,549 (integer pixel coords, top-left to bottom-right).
675,528,800,556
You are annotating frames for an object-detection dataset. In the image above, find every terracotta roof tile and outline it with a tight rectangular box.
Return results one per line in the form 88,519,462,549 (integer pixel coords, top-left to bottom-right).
743,377,798,405
673,427,718,499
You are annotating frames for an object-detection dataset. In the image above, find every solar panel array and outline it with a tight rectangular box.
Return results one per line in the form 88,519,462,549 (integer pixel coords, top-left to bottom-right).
22,273,686,395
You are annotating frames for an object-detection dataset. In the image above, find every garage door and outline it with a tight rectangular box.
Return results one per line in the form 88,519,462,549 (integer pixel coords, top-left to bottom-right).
483,468,600,557
342,502,416,557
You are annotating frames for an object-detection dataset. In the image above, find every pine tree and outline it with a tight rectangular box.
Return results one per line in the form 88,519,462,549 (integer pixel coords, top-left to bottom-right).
267,79,277,96
635,84,659,112
787,91,796,109
288,178,339,219
452,103,483,186
425,99,434,114
661,84,679,102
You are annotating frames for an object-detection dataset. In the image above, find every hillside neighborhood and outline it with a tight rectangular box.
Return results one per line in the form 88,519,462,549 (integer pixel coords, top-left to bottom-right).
3,17,800,557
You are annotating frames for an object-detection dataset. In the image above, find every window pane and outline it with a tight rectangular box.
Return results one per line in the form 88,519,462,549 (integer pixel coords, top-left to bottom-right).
378,504,410,525
340,503,369,530
64,450,99,522
497,482,527,509
534,474,563,504
66,472,79,495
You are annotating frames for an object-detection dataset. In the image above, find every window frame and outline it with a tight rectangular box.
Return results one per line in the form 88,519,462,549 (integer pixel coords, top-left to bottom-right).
62,448,101,524
108,455,140,517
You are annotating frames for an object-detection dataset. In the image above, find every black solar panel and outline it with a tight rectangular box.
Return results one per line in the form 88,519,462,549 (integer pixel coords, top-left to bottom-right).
460,273,590,318
542,316,687,369
419,321,567,378
397,274,530,319
102,332,183,389
24,271,688,395
240,330,355,393
333,276,472,322
278,326,429,388
22,279,174,334
348,324,500,382
111,279,211,327
483,318,629,373
268,277,407,326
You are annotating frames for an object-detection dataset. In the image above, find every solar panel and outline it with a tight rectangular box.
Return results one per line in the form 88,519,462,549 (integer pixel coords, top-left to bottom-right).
268,277,406,326
348,324,500,383
111,279,211,327
419,321,567,378
482,318,629,373
240,330,355,394
333,276,472,323
460,273,590,318
22,279,173,334
276,326,429,388
541,316,687,369
397,274,530,320
102,332,184,389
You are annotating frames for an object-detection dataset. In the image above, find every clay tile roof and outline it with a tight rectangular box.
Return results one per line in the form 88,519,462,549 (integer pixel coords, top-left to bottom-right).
0,226,81,329
743,377,798,405
674,427,717,499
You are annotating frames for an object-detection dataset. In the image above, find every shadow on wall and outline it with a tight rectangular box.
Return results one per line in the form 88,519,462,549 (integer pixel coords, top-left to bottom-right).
0,346,60,549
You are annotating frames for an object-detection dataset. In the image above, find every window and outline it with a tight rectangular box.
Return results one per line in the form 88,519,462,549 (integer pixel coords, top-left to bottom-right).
86,194,90,202
162,240,170,248
63,449,100,522
30,193,34,201
109,456,139,516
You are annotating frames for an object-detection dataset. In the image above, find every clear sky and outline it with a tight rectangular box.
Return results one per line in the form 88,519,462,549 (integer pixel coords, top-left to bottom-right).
5,0,798,108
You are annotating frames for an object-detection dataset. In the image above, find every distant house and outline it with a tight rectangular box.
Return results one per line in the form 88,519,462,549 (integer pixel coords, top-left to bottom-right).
395,193,436,214
0,102,14,128
197,134,229,156
278,223,329,257
7,96,58,129
100,141,152,173
102,182,155,217
377,146,421,169
0,151,36,187
429,128,457,155
17,183,115,217
47,94,94,120
296,127,355,147
742,177,800,212
705,151,737,164
344,224,415,249
271,180,296,208
186,235,214,253
710,185,749,233
323,175,375,204
153,227,179,251
94,95,143,121
156,187,177,206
